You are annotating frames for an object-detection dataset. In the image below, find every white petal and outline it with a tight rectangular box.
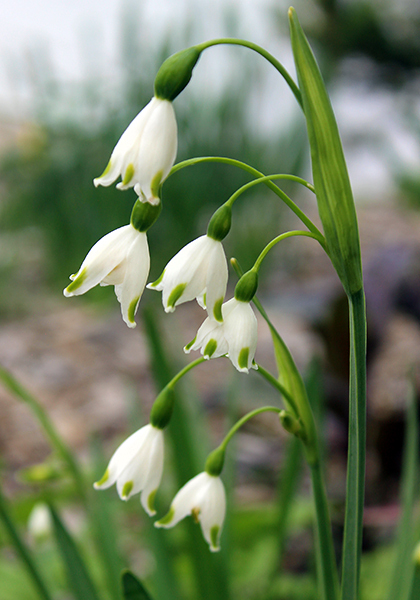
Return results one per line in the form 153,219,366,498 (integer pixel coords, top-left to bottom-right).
63,225,136,297
204,240,228,321
115,426,163,503
116,232,150,328
224,301,258,372
186,316,228,358
156,472,210,528
94,98,157,188
94,425,151,491
135,100,178,201
197,476,226,551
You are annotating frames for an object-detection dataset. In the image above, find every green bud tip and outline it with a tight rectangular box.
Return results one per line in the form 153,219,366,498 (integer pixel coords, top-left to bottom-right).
130,197,162,232
205,447,225,476
150,389,175,429
234,269,258,303
154,47,201,102
207,204,232,241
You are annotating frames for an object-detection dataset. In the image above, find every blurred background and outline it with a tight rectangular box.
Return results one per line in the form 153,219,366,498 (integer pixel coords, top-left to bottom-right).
1,0,420,598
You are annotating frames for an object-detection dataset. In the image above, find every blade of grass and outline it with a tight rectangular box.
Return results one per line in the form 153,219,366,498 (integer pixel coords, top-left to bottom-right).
0,366,85,498
386,381,419,600
49,505,101,600
142,306,230,600
121,570,154,600
0,485,53,600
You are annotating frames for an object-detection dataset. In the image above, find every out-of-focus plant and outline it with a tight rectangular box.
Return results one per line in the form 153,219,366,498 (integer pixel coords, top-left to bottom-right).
1,5,419,600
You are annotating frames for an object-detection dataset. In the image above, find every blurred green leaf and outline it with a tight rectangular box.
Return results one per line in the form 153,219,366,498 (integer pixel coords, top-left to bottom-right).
49,505,100,600
121,570,154,600
386,382,419,600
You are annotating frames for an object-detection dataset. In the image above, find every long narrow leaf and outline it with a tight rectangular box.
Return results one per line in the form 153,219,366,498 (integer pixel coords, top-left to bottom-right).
386,382,419,600
122,570,153,600
49,505,100,600
0,486,53,600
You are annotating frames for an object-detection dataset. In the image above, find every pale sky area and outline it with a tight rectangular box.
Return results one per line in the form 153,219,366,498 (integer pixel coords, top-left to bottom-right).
0,0,419,200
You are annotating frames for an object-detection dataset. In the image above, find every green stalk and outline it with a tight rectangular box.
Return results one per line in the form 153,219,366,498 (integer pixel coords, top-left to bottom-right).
341,289,367,600
310,459,340,600
0,366,85,499
0,486,53,600
195,38,303,108
169,156,321,236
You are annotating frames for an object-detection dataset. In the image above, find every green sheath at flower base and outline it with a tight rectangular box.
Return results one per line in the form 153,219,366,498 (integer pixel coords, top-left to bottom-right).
205,447,225,476
149,387,175,430
130,198,162,232
154,47,202,101
289,8,362,296
207,204,232,241
279,410,304,438
234,269,258,303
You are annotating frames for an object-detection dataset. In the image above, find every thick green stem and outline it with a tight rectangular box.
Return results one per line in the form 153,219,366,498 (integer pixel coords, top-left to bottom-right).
0,486,53,600
195,38,303,108
341,288,367,600
310,460,340,600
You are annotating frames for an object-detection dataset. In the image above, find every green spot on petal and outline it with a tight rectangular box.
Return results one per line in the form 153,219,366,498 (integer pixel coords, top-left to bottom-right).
98,159,112,178
184,336,197,352
210,525,220,550
150,269,165,287
65,268,87,294
202,292,207,308
213,297,223,322
147,489,157,514
150,170,163,199
122,163,135,185
167,283,187,309
156,506,175,526
94,468,109,487
128,296,140,323
204,339,217,358
238,347,249,370
122,480,134,499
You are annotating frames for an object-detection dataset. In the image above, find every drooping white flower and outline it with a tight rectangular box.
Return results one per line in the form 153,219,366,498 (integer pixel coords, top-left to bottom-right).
27,503,52,541
94,424,164,516
94,97,177,205
147,235,228,321
155,472,226,552
185,298,258,373
63,224,149,328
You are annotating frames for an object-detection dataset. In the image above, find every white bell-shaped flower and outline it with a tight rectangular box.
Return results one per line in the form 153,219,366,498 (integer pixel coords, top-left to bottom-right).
148,235,228,321
155,472,226,552
63,224,149,328
94,97,177,205
185,298,258,373
94,424,164,516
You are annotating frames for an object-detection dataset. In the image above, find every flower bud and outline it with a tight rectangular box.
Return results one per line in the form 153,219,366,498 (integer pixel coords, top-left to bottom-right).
234,269,258,303
154,47,201,102
207,204,232,242
150,387,175,430
279,410,304,438
204,447,225,477
130,197,162,232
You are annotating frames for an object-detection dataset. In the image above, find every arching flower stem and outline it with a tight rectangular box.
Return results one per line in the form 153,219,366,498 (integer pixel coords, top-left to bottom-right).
217,406,282,455
195,38,303,109
163,356,207,391
254,363,300,419
170,156,320,236
253,229,328,271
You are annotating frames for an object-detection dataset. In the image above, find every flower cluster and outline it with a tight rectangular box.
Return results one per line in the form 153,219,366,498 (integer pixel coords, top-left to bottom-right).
67,57,262,552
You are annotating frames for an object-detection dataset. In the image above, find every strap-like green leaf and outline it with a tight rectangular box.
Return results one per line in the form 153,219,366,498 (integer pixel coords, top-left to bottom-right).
288,7,362,297
386,383,419,600
121,570,153,600
49,506,100,600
